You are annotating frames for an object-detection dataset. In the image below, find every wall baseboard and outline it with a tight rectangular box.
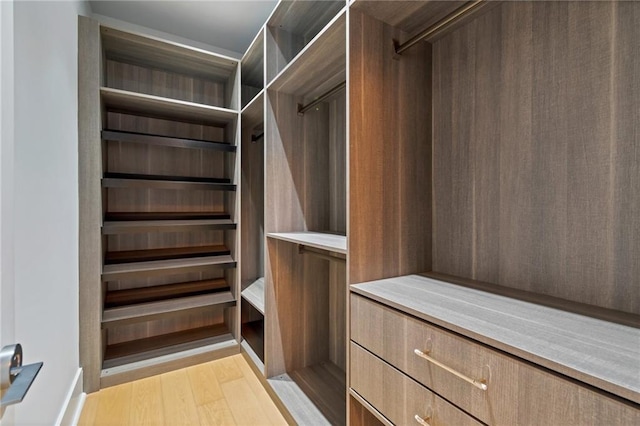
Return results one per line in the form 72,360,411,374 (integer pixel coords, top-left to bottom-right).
55,368,84,426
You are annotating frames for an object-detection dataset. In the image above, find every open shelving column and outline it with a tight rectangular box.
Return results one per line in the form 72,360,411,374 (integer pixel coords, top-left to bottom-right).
79,17,241,391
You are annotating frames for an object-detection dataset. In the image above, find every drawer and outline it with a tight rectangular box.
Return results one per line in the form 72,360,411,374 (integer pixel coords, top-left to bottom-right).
351,342,482,426
351,294,640,425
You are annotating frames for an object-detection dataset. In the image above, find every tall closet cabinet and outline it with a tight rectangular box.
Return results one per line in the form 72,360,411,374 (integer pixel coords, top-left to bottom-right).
80,1,639,424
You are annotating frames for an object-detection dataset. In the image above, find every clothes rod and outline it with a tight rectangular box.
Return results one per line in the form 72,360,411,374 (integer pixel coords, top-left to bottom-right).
298,245,346,263
394,0,485,55
297,81,346,116
251,132,264,143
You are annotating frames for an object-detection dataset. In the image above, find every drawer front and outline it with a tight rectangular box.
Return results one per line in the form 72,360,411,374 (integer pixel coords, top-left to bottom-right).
351,294,640,425
351,342,482,426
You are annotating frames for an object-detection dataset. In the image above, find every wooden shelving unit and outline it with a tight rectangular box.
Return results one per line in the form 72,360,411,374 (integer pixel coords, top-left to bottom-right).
79,17,241,391
267,232,346,254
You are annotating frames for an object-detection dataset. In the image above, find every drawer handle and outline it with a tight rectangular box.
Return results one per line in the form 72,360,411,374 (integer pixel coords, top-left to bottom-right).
413,349,488,391
414,414,431,426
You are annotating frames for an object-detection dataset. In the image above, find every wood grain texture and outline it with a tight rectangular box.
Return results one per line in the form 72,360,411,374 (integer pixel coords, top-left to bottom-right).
78,15,103,393
431,1,640,315
241,29,264,108
268,11,346,103
265,90,346,234
268,1,344,42
350,343,482,426
130,375,165,426
349,9,432,284
351,283,640,408
350,0,467,35
348,393,387,426
160,369,200,425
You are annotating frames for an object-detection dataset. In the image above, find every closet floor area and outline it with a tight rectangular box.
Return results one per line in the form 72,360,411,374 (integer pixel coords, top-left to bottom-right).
78,355,288,426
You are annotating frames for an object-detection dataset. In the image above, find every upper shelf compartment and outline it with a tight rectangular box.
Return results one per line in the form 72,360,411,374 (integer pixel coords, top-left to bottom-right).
268,10,346,102
241,30,264,109
101,25,239,110
266,1,344,84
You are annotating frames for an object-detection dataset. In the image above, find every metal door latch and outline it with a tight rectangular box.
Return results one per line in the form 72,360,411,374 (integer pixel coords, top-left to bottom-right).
0,344,43,407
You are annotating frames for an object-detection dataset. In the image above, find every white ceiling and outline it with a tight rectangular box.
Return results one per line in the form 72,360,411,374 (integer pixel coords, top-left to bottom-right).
89,1,278,56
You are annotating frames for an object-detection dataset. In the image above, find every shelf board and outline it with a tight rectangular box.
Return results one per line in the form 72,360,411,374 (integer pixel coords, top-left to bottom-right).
241,320,265,362
102,218,236,234
267,10,346,101
105,211,230,221
105,244,230,265
240,339,265,375
101,87,238,127
102,130,236,152
101,26,238,82
241,277,265,314
241,30,264,103
267,1,344,44
102,291,235,327
102,255,236,281
102,172,236,191
103,324,232,368
351,274,640,405
267,232,346,254
241,89,265,127
105,278,229,308
268,362,346,426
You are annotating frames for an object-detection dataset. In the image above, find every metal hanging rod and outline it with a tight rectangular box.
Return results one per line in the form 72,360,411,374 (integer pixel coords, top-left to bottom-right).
298,245,346,263
297,81,346,116
394,0,485,55
251,132,264,143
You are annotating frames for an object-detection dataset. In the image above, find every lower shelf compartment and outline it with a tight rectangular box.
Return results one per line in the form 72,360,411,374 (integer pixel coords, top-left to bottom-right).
241,320,264,362
103,323,230,369
269,362,346,426
105,278,229,308
105,244,230,264
105,211,231,221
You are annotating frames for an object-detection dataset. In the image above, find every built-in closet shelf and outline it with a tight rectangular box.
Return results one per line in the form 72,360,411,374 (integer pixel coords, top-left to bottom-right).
101,130,236,152
105,212,230,221
240,339,264,374
241,90,265,123
102,219,236,234
102,324,233,370
102,255,236,281
101,87,238,126
268,362,346,426
105,244,230,265
241,277,265,314
105,278,229,308
241,29,264,109
101,26,238,83
102,173,236,191
267,10,346,101
351,274,640,404
102,291,235,327
267,232,347,254
241,320,264,361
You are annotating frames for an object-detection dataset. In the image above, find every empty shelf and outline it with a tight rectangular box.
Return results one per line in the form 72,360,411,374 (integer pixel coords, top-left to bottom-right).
241,277,265,314
241,320,264,362
103,324,232,368
105,212,230,221
103,172,236,191
102,130,236,152
267,232,347,254
105,245,230,265
101,87,238,126
103,218,236,234
105,278,229,308
102,255,236,281
268,362,346,426
102,291,235,327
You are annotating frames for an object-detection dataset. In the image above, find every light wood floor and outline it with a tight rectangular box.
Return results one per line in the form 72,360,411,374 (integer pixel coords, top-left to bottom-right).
78,354,288,425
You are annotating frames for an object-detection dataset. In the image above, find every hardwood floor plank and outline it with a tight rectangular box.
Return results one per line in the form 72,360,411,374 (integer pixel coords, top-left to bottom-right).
187,362,225,405
93,382,132,426
197,399,237,426
210,355,243,383
221,377,273,425
160,369,200,426
233,355,288,425
130,376,165,426
77,393,100,426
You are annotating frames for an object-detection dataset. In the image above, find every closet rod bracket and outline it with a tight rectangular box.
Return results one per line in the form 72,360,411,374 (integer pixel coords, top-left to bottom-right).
297,81,346,116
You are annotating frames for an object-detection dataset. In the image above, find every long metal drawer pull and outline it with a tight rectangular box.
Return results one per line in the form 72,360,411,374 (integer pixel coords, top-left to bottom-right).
414,414,431,426
414,348,488,391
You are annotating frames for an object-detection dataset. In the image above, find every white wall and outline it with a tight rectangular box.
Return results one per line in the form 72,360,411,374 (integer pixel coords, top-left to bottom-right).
13,1,89,424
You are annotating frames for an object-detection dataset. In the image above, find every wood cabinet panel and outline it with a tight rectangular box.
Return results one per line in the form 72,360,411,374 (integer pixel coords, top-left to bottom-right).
351,294,640,425
350,343,482,426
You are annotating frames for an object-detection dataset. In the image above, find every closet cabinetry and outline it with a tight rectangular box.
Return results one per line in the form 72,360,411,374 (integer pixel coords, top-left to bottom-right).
79,18,241,390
